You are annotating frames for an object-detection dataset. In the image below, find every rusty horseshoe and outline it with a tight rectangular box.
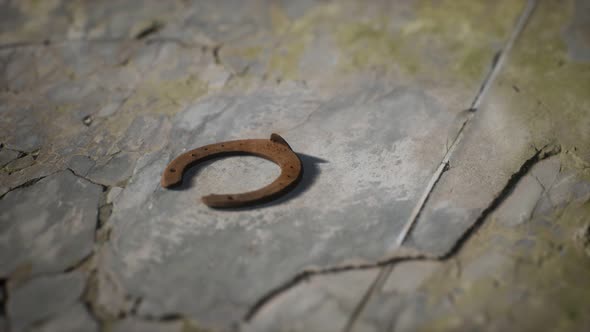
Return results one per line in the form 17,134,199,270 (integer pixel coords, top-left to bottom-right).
161,133,303,208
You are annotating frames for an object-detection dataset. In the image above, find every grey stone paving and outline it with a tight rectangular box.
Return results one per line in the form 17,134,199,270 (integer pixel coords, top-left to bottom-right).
110,318,183,332
0,170,101,278
7,271,86,332
351,157,590,332
0,149,21,169
30,304,99,332
1,0,589,332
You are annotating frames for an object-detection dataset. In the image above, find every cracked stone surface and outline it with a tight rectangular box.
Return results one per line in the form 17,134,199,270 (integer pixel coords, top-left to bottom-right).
30,304,99,332
110,318,184,332
86,152,138,186
107,83,458,326
7,271,87,332
243,270,379,332
4,154,35,173
406,0,590,257
101,1,525,328
0,148,20,168
1,0,590,331
0,170,101,278
352,158,590,332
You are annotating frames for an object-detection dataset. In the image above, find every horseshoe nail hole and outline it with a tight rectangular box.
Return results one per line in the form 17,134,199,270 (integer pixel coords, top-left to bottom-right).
204,148,208,151
221,144,225,147
170,168,176,173
227,195,233,200
290,166,294,169
191,153,197,157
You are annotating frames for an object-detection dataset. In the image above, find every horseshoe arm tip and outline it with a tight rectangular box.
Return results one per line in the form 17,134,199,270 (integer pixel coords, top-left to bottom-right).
270,133,293,150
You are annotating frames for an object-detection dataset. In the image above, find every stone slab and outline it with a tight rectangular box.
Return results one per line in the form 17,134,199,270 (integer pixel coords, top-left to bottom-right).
0,171,101,278
243,270,378,332
406,0,590,257
99,1,526,329
7,272,86,332
31,304,99,332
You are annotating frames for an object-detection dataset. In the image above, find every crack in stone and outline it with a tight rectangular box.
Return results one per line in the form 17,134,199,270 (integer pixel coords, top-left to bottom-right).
0,279,13,332
442,144,561,259
0,37,206,52
244,248,428,322
0,173,53,200
2,149,39,175
341,145,562,332
212,45,222,65
0,279,7,322
395,0,538,249
245,2,543,326
134,22,165,40
574,223,590,257
67,167,108,188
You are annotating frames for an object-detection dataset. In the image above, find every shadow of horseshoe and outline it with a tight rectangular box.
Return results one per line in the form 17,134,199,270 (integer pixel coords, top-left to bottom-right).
161,133,326,209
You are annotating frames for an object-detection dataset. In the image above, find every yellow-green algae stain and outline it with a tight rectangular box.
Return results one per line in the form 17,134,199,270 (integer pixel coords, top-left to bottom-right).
259,0,525,83
337,0,526,81
417,199,590,332
497,0,590,165
266,3,340,80
101,75,207,138
131,76,207,113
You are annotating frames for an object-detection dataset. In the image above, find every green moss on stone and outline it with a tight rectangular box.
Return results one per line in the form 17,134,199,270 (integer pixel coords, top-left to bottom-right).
499,0,590,164
418,200,590,332
336,0,525,81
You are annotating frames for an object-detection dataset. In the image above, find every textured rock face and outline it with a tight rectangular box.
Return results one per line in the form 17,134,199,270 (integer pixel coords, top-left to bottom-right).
7,272,87,332
0,171,101,278
106,85,456,324
1,0,590,331
30,304,99,332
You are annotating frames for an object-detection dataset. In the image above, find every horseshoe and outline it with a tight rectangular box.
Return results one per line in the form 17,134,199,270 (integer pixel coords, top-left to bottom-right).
161,133,303,208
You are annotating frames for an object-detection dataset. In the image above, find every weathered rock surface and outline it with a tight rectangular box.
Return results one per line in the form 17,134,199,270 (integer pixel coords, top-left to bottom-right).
0,171,101,278
7,272,87,332
110,318,183,332
30,304,98,332
0,149,20,168
1,0,589,331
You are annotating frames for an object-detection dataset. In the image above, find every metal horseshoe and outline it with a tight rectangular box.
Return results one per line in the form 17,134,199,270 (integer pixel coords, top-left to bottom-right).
161,133,303,208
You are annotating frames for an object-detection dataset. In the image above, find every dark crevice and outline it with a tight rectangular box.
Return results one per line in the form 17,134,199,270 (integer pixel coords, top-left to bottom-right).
67,168,107,188
442,144,561,259
63,253,95,274
0,278,7,316
81,270,107,331
0,36,205,51
2,148,40,175
244,271,311,321
96,186,112,231
340,145,561,331
134,22,165,40
97,202,113,239
244,146,561,324
158,313,183,321
243,253,427,321
0,278,9,332
129,297,142,316
0,174,49,200
212,44,222,65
